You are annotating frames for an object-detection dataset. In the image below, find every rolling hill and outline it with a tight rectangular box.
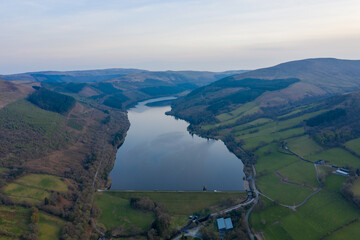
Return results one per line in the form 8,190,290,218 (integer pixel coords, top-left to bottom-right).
0,68,147,83
4,68,247,111
0,79,34,109
0,68,247,85
170,58,360,124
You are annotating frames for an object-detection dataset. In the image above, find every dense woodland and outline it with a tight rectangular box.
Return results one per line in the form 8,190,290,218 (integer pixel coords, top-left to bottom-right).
28,87,76,114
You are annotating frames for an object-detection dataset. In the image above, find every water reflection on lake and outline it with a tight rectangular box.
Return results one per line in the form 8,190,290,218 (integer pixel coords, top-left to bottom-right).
109,97,245,191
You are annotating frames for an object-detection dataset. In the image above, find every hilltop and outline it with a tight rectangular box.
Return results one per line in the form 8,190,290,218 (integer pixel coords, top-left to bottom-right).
170,58,360,123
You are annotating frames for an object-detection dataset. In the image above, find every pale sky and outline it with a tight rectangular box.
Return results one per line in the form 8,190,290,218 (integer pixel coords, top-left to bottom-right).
1,0,360,74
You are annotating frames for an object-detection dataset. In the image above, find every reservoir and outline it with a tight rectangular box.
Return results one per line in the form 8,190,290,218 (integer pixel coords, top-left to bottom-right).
109,97,245,191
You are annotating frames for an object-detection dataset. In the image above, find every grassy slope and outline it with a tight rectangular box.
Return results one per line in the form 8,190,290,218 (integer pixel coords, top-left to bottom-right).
0,205,31,237
286,135,323,157
195,96,360,239
345,137,360,155
38,212,65,240
3,174,68,204
307,148,360,168
0,99,67,165
325,221,360,240
278,190,359,240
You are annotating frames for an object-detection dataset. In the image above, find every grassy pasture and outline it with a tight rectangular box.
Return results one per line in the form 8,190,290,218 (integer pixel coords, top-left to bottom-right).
95,191,246,232
344,137,360,155
0,205,31,237
98,191,246,215
249,197,291,232
277,160,318,188
307,148,360,168
232,118,272,131
255,143,299,174
237,127,305,150
256,173,314,205
216,102,258,122
286,135,323,157
38,212,65,240
3,174,68,204
95,192,155,232
325,174,346,191
230,109,325,150
15,174,68,192
278,190,360,240
325,221,360,240
3,183,49,204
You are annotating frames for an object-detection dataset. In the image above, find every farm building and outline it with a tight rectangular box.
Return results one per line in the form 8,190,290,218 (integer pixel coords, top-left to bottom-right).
217,217,233,232
335,169,349,176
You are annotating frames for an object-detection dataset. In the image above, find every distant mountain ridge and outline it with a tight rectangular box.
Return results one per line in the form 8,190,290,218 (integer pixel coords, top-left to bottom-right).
0,68,148,82
0,68,248,85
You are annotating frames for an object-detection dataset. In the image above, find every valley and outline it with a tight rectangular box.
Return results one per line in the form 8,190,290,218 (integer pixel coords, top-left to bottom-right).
1,59,360,239
170,58,360,239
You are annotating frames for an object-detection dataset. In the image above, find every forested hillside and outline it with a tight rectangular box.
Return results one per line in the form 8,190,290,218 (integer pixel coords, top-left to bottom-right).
28,87,76,114
169,58,360,240
170,58,360,124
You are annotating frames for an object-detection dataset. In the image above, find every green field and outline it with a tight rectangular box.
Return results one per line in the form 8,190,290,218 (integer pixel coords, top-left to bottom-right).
256,173,314,205
277,190,360,240
253,190,360,240
344,138,360,155
0,205,31,237
255,143,299,174
286,135,323,157
216,102,259,122
324,174,346,191
277,160,318,188
3,174,68,204
95,192,155,233
102,191,246,215
249,197,291,232
254,143,319,205
307,148,360,168
237,127,305,150
38,212,65,240
325,220,360,240
233,110,325,151
95,191,246,233
351,179,360,196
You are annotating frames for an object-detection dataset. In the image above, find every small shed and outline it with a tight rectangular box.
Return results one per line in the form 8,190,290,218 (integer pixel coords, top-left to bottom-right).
335,169,349,176
217,217,233,231
224,218,233,229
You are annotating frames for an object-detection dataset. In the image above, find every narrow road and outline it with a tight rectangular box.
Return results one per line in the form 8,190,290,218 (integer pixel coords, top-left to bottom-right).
245,165,258,240
210,197,255,217
257,164,322,211
92,128,109,188
173,226,203,240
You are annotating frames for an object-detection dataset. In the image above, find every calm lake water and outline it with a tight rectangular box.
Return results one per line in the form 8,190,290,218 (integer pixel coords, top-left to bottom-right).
109,97,245,191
